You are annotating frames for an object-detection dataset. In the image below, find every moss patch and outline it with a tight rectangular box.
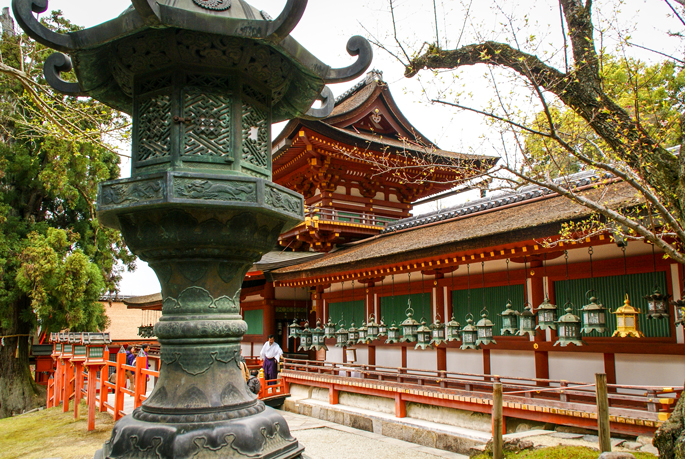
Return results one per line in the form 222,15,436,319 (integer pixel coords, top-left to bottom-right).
0,402,114,459
472,446,656,459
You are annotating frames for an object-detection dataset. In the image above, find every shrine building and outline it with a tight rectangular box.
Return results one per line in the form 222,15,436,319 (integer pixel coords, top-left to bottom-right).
123,70,685,391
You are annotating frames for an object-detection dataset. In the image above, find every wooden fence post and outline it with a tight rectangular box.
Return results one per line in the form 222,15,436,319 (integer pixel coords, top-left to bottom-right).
87,365,98,431
114,351,127,420
596,373,611,453
492,382,503,459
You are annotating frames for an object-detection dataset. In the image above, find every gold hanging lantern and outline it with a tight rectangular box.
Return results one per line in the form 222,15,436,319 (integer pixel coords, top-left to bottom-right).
613,294,643,338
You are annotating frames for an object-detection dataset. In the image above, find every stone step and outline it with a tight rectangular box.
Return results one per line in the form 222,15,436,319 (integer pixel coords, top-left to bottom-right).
284,397,491,455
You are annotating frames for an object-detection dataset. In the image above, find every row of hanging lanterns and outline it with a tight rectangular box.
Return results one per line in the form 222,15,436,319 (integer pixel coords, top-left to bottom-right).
287,241,676,351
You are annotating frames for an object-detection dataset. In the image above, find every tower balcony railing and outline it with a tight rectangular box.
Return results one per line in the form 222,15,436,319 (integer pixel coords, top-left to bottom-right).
304,207,399,228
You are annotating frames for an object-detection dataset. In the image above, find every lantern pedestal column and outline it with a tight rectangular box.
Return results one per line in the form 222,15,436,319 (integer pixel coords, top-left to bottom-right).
95,200,304,458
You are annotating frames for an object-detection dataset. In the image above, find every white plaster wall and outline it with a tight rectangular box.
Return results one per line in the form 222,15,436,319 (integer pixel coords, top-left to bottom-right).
326,346,344,363
549,352,604,383
490,350,535,379
350,346,368,365
407,349,438,371
446,349,483,374
615,354,685,387
375,346,402,369
241,343,252,358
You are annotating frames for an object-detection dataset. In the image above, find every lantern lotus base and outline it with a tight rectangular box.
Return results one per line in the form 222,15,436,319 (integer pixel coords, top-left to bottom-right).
646,313,670,319
580,326,606,334
475,339,496,347
517,330,536,337
399,337,417,343
500,328,518,335
94,404,304,459
535,324,557,331
414,342,433,350
553,339,586,347
460,343,479,350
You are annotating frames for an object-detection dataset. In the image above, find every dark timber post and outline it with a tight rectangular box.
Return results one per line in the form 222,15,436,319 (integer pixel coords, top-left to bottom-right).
596,373,612,453
492,382,503,459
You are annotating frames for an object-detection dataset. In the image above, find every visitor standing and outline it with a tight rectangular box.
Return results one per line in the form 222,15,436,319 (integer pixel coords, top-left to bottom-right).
139,344,150,393
247,369,261,395
259,334,282,384
126,346,137,389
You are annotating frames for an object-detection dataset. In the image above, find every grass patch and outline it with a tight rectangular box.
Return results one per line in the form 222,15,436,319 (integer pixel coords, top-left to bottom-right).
472,445,656,459
0,402,114,459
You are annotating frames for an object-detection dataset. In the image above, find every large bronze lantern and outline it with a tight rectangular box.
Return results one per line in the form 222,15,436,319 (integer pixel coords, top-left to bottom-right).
12,0,372,457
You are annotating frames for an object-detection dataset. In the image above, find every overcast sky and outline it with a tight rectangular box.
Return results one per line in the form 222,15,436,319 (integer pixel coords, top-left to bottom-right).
2,0,682,296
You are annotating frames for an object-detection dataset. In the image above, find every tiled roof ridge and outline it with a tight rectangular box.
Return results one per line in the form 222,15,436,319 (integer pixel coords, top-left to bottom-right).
381,171,613,234
333,69,384,105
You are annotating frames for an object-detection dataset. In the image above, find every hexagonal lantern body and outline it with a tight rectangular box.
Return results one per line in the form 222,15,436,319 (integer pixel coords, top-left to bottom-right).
536,298,557,330
415,321,432,350
429,318,446,346
378,318,388,337
445,315,461,342
366,315,379,342
385,323,400,344
613,294,644,338
460,317,479,350
644,288,670,319
10,0,373,457
672,298,685,327
356,321,368,344
310,320,327,351
554,305,585,347
499,301,519,335
580,296,607,334
324,318,337,339
517,304,536,337
297,323,312,352
475,313,496,347
335,325,349,348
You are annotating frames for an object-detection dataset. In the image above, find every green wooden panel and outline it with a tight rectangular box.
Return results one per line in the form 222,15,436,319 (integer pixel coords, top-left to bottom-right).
329,300,365,326
244,309,263,335
380,293,431,328
553,271,670,338
452,284,525,335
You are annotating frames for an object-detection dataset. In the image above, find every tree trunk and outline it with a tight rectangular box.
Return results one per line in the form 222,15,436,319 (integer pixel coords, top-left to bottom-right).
654,390,685,459
0,298,44,418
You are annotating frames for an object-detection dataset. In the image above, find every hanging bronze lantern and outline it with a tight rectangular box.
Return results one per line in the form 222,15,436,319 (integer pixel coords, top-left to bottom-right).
378,317,388,337
400,304,419,343
429,316,446,346
580,293,607,334
613,294,643,338
554,303,584,346
297,322,312,351
672,298,685,327
310,319,328,351
536,298,558,330
500,301,519,335
385,322,401,344
324,317,337,339
288,318,302,339
356,321,368,344
476,312,496,346
518,304,536,337
334,321,349,348
366,314,379,342
644,288,670,319
445,315,462,342
415,320,432,350
460,315,479,350
347,321,359,347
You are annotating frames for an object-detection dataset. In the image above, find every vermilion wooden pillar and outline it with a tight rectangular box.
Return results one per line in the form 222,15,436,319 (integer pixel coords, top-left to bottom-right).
263,282,276,339
401,346,407,368
437,346,446,371
604,353,617,393
368,345,376,366
534,351,549,386
483,349,491,380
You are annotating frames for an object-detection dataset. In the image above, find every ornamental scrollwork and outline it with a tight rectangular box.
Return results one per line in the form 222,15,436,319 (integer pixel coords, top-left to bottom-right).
264,187,302,214
174,179,256,202
101,179,165,207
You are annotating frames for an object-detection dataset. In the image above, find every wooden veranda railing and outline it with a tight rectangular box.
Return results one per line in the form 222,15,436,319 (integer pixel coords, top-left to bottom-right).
46,351,288,432
280,358,681,436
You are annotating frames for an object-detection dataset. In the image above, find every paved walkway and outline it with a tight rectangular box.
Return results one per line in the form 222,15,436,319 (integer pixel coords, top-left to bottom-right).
281,410,466,459
111,391,464,458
